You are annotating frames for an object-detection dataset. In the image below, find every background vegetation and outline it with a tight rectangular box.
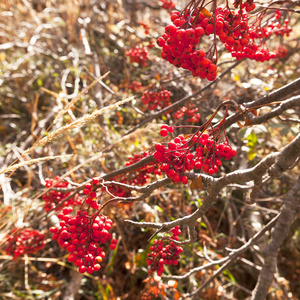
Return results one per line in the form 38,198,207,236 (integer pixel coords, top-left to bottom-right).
0,0,300,299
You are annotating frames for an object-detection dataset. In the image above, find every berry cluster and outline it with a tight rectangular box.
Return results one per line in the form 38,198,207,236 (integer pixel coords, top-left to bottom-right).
5,228,46,259
101,152,161,198
275,45,288,60
146,226,183,276
157,9,218,81
128,81,143,92
233,0,256,12
126,45,149,66
50,207,115,274
155,126,237,182
82,178,101,209
173,102,201,123
139,21,150,35
159,0,176,10
141,90,171,111
157,2,292,77
43,177,82,212
217,7,277,62
255,16,292,39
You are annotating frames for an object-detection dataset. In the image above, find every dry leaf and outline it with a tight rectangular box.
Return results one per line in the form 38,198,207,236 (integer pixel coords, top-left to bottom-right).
190,176,203,190
174,291,181,300
237,109,258,127
201,7,212,17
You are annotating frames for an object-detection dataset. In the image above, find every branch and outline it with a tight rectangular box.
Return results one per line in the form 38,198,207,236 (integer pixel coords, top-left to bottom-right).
125,60,243,135
100,155,156,181
163,256,229,280
125,153,278,240
246,77,300,109
116,177,172,203
183,212,281,298
268,132,300,177
251,176,300,300
247,95,300,125
223,77,300,128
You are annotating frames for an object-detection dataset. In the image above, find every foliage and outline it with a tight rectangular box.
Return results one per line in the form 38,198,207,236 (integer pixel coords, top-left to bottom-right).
0,0,300,299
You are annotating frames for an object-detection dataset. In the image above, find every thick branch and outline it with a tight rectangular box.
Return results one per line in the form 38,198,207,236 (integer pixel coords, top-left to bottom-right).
224,77,300,128
247,95,300,125
246,77,300,109
268,133,300,177
251,176,300,300
100,155,156,181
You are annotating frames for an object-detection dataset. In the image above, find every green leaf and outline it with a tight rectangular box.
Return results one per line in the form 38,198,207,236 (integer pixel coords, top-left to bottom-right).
223,269,237,283
248,151,257,161
155,205,163,212
200,222,207,228
37,78,43,86
185,190,190,201
197,198,203,207
247,132,257,146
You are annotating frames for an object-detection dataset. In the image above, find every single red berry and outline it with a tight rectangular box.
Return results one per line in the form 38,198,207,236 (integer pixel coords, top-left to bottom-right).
160,128,169,137
180,176,188,184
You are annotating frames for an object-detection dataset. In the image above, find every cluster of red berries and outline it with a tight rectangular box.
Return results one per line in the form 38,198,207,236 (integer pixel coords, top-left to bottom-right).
275,45,288,60
219,6,291,61
159,0,176,10
82,178,101,209
155,126,237,182
157,9,218,81
216,7,278,62
256,17,292,39
42,177,82,212
101,152,161,198
233,0,256,12
147,226,183,276
126,45,149,66
141,90,171,111
147,41,155,49
243,0,256,12
5,228,46,259
125,152,162,184
157,3,293,77
50,207,116,274
173,103,200,123
139,21,150,35
128,81,143,92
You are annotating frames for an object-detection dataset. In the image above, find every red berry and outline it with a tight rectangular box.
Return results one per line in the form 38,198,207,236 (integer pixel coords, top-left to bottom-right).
78,266,86,273
160,128,169,137
180,176,188,184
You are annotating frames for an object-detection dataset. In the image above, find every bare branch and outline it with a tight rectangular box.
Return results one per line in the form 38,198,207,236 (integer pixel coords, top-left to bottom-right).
251,176,300,300
247,95,300,125
224,77,300,128
246,77,300,109
269,133,300,177
184,212,281,298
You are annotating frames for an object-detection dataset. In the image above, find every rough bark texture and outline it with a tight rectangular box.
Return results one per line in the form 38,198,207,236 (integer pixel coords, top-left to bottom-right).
63,270,83,300
251,176,300,300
